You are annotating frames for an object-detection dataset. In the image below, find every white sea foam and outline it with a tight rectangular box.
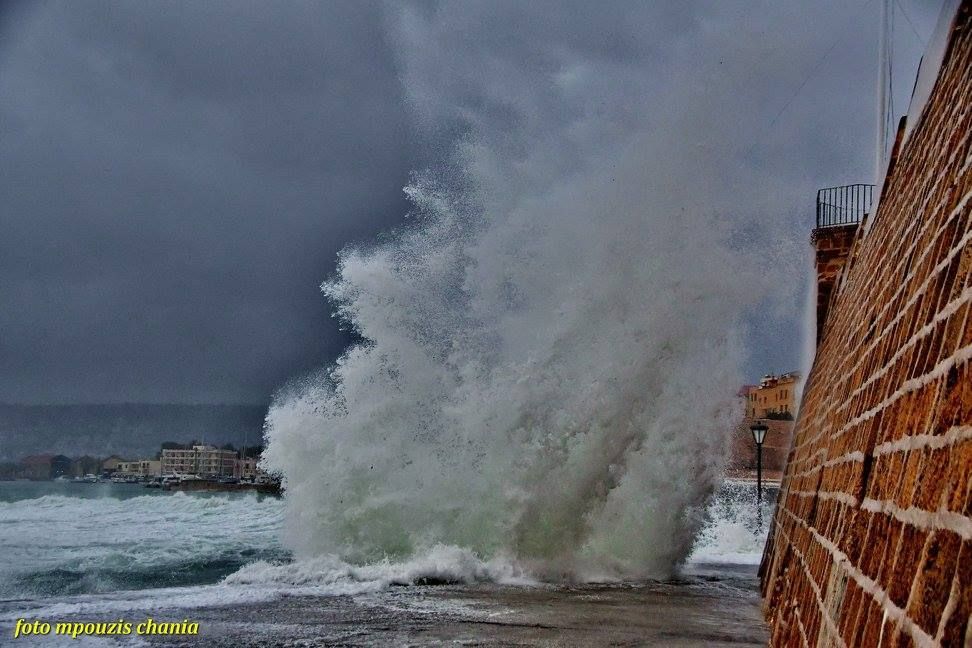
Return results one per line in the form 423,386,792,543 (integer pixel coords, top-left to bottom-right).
259,4,790,582
688,481,773,565
0,480,770,627
0,544,519,621
225,543,533,588
0,492,286,599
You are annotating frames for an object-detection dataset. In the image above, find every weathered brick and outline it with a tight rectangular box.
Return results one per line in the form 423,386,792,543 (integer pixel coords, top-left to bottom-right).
937,540,970,645
760,4,972,644
907,530,962,636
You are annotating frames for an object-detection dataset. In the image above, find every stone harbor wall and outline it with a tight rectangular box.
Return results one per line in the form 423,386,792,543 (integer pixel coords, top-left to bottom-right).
728,419,794,480
760,3,972,646
812,224,859,345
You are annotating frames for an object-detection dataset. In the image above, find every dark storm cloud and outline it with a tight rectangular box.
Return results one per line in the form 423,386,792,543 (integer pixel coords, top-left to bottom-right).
0,1,413,403
0,1,944,404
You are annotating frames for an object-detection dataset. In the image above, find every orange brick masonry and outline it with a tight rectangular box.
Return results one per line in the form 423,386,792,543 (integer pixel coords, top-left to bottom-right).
760,4,972,646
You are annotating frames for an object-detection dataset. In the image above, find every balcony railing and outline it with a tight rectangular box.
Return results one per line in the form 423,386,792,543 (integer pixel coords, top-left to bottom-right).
816,184,875,228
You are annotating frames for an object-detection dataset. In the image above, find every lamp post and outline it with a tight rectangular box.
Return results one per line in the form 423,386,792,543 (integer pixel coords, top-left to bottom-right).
750,420,768,527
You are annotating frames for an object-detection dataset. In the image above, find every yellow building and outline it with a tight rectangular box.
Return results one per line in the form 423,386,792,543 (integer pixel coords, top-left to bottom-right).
743,372,801,418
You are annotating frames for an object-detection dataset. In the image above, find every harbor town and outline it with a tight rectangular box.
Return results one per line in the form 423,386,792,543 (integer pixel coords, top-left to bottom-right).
0,442,281,494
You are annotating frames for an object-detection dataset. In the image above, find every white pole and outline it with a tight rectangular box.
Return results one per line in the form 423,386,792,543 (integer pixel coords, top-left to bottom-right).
876,0,890,182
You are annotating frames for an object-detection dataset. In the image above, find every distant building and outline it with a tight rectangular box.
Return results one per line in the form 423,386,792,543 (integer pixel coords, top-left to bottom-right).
115,459,161,477
140,460,162,477
50,455,72,478
743,372,801,418
235,457,258,479
20,454,54,480
101,456,125,474
71,456,101,477
161,445,236,477
737,384,757,405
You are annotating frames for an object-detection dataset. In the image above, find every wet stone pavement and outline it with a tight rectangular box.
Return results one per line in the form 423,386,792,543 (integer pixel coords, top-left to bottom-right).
143,564,767,647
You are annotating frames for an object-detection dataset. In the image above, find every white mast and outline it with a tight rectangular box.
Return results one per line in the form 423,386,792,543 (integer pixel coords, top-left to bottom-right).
876,0,891,182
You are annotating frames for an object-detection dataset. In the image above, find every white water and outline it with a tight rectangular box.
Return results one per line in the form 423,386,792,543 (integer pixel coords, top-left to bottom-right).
261,5,782,582
263,178,758,580
0,490,286,600
0,482,770,622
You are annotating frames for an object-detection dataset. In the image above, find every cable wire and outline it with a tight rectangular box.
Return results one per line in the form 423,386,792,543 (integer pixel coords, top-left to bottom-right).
744,0,878,160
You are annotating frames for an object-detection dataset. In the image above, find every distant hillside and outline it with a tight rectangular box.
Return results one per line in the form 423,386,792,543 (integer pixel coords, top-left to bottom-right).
0,404,267,461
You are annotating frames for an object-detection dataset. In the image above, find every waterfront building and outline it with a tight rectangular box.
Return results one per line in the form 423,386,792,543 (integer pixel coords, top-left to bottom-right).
70,456,100,478
742,372,800,418
19,454,53,480
50,455,72,478
161,445,236,477
140,459,161,477
100,455,125,473
115,459,161,477
235,456,258,479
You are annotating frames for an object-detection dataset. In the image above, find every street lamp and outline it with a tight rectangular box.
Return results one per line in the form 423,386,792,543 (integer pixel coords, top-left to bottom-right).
750,420,768,506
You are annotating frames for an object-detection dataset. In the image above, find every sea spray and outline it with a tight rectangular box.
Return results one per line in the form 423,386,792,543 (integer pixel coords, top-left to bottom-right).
262,3,781,581
262,161,764,579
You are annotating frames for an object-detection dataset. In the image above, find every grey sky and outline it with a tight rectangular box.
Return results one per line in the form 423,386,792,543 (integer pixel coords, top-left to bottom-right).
0,1,943,404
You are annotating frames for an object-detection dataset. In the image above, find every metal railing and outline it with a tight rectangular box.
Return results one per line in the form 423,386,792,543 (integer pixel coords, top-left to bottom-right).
816,184,875,228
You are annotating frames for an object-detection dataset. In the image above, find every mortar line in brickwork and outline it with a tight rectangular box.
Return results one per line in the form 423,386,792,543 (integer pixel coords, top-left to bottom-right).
786,425,972,482
787,450,864,479
826,130,972,339
789,602,811,648
773,519,847,647
818,142,972,367
850,155,971,324
846,179,952,306
780,508,938,648
959,137,972,175
786,448,830,476
960,146,972,178
887,80,972,213
873,424,972,456
893,104,972,210
788,489,859,507
794,450,864,476
838,283,972,412
792,331,972,456
825,198,945,351
860,498,972,540
811,188,972,431
802,341,972,451
934,566,964,643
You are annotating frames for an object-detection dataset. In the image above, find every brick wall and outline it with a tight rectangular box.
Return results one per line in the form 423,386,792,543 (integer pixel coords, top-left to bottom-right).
729,419,794,476
812,224,859,345
760,4,972,646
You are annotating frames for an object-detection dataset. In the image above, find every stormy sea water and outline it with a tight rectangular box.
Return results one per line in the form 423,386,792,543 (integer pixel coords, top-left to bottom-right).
0,480,772,646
